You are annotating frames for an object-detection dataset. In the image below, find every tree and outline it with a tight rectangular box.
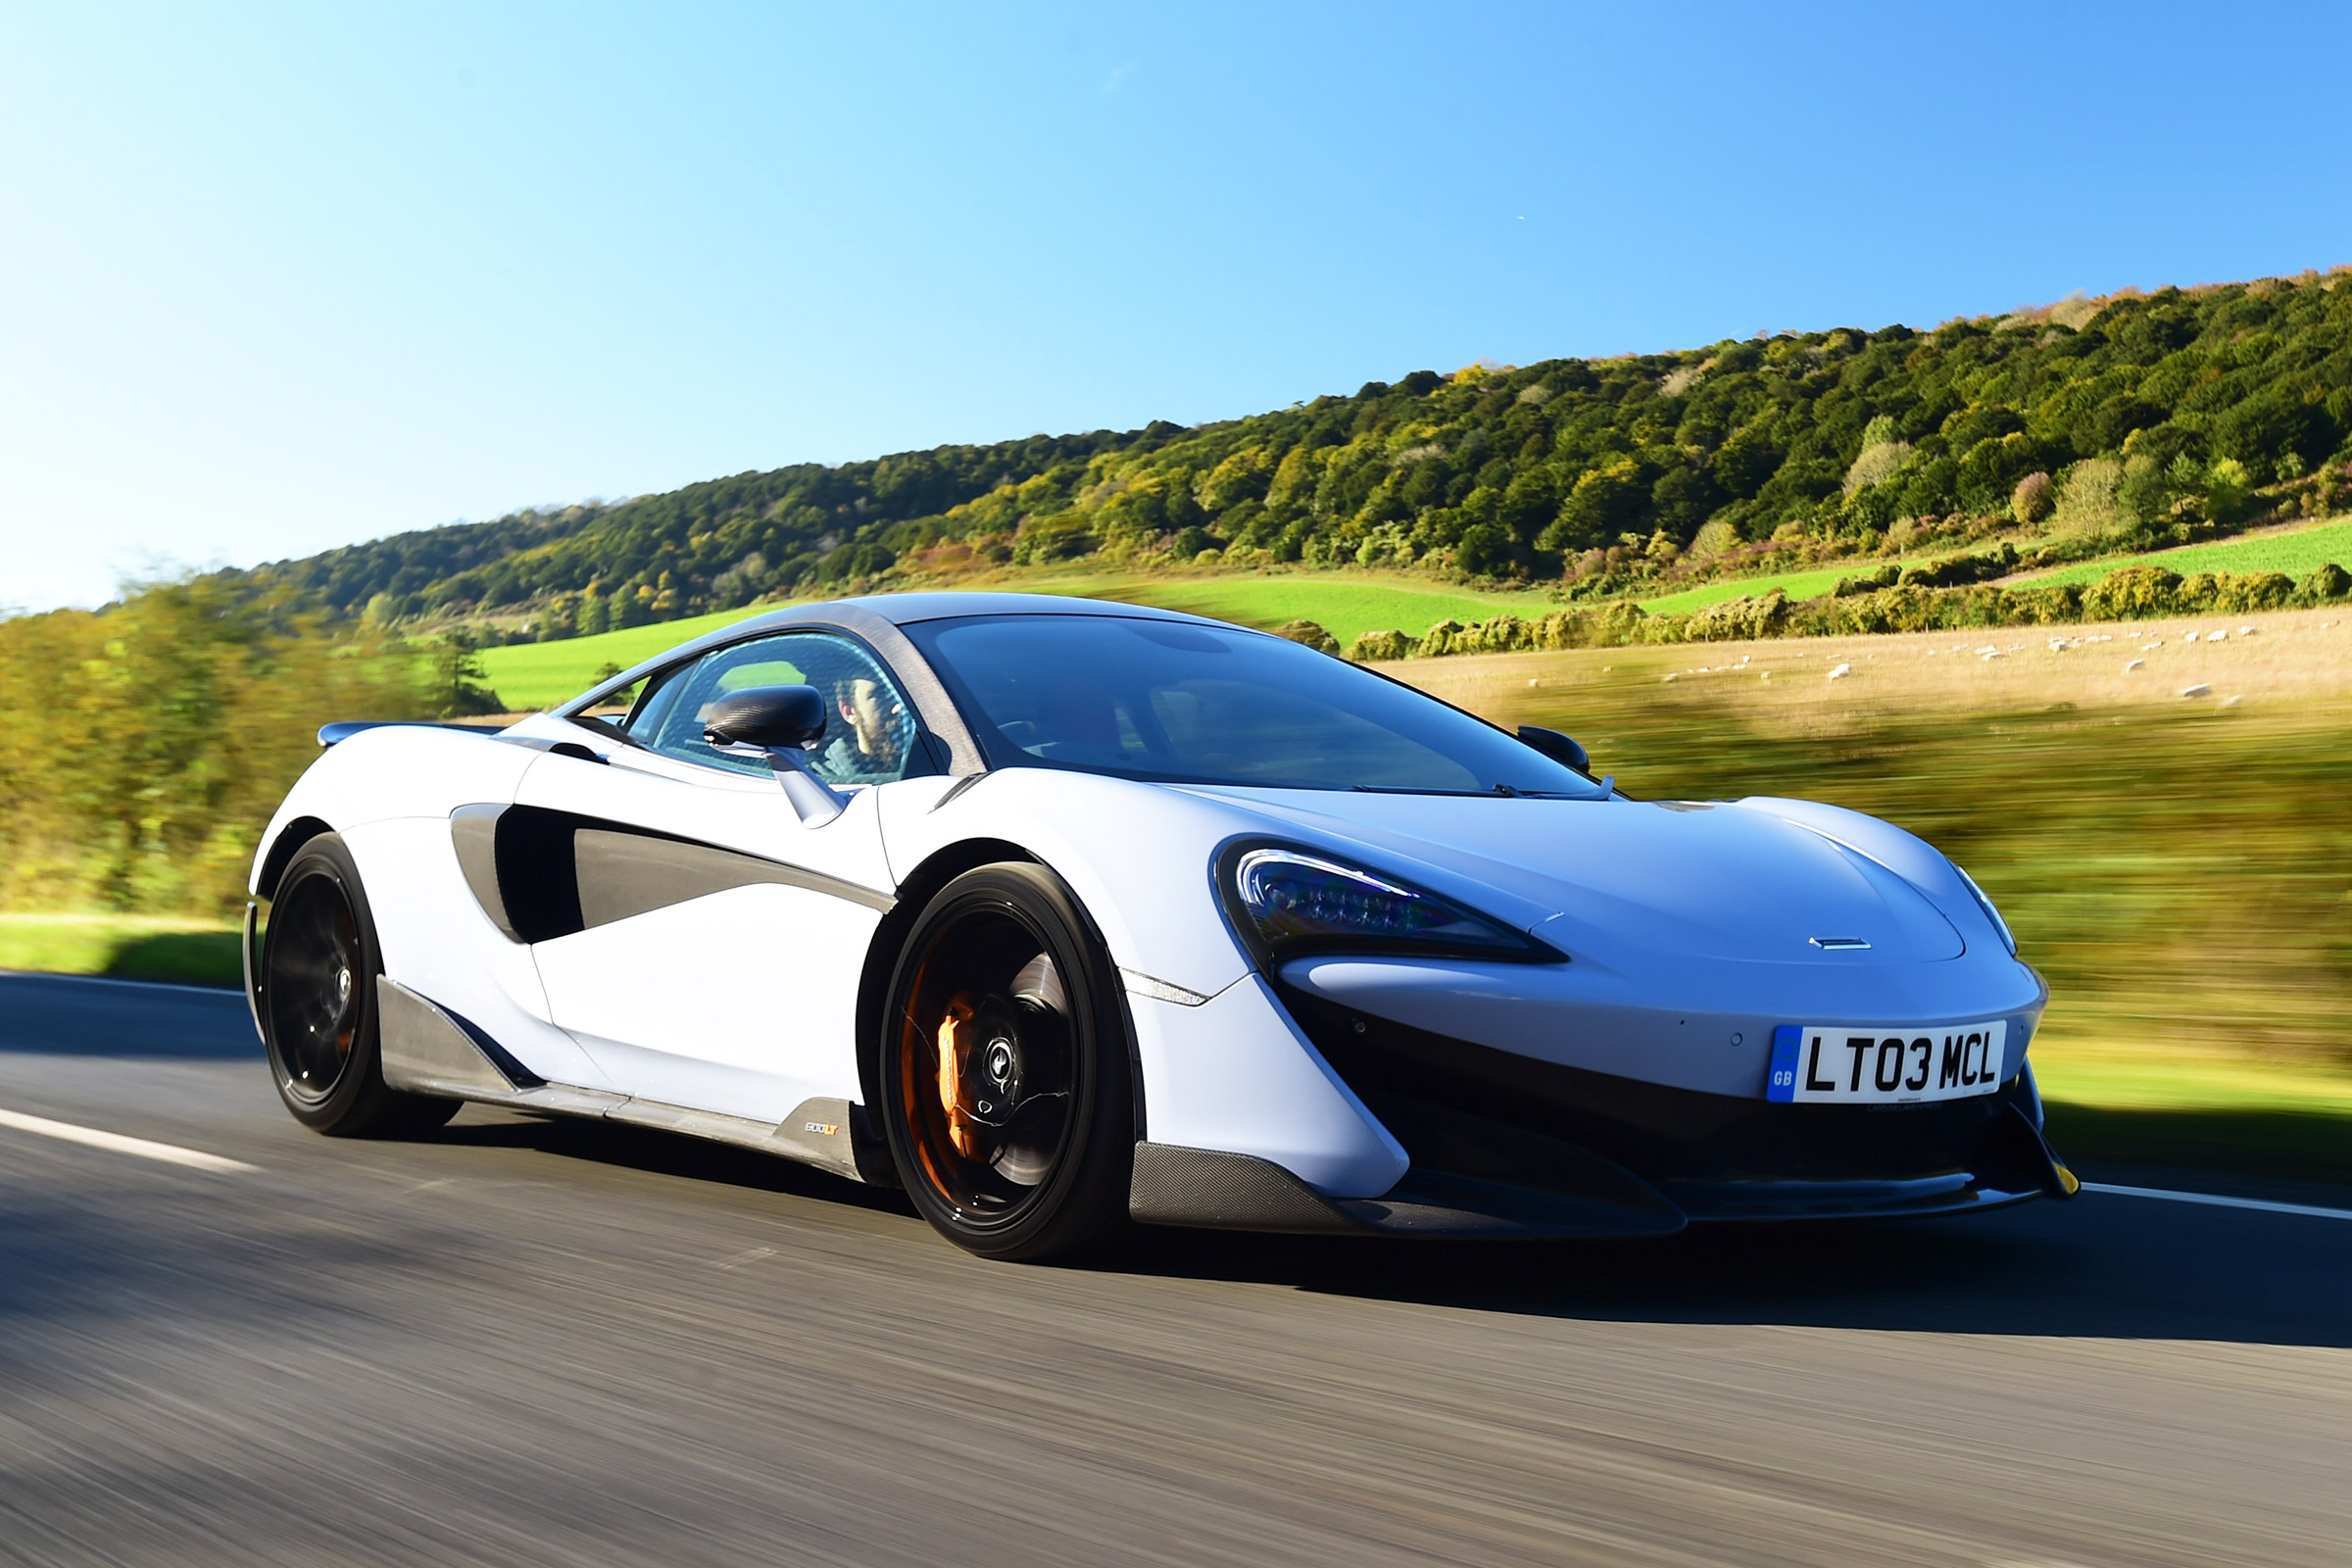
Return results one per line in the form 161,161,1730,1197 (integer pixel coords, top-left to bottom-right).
430,630,505,717
180,270,2352,616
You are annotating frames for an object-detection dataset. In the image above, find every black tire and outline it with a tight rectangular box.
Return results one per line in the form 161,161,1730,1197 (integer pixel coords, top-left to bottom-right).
881,863,1135,1260
258,833,459,1138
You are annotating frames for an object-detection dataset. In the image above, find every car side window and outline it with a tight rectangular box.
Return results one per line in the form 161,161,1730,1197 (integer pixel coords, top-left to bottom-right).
624,631,926,786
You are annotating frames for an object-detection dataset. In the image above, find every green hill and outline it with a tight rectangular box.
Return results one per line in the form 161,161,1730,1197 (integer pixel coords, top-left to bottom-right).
225,270,2352,647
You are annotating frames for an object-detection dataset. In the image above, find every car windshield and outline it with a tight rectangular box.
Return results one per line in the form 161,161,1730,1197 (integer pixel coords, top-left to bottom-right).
904,613,1604,797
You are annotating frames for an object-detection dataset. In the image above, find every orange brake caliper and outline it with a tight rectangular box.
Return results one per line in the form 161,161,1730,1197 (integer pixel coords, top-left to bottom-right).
937,994,980,1157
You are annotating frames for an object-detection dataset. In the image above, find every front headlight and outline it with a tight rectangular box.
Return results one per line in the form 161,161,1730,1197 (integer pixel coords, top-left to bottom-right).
1956,864,2018,956
1221,844,1563,963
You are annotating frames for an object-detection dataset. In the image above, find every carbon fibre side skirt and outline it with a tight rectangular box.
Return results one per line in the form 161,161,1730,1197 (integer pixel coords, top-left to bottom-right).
375,977,872,1183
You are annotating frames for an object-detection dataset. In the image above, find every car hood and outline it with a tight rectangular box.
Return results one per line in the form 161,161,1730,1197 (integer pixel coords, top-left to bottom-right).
1183,787,1966,966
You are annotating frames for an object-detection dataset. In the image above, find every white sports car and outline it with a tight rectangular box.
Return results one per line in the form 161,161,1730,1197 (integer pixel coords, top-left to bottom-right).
247,592,2077,1258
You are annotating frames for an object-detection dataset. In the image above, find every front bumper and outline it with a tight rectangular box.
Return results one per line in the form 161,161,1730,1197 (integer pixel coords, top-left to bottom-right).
1128,981,2076,1239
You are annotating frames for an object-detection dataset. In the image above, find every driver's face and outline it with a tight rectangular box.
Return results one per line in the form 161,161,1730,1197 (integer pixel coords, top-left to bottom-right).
838,677,900,758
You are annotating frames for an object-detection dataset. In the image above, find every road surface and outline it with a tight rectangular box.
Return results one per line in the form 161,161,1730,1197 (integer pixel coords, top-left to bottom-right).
1,972,2346,1567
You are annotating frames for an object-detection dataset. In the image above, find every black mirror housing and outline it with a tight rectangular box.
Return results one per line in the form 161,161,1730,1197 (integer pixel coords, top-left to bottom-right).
704,685,827,750
1516,724,1590,772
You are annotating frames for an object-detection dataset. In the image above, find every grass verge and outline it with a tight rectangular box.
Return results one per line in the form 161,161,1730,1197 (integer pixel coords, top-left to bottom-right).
2034,1046,2352,1186
2042,1104,2352,1189
0,913,244,989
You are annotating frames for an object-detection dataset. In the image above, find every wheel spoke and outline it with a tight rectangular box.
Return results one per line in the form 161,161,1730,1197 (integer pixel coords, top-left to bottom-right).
899,915,1080,1219
266,874,364,1102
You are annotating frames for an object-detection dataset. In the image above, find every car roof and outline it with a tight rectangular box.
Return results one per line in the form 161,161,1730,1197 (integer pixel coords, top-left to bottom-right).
797,590,1216,629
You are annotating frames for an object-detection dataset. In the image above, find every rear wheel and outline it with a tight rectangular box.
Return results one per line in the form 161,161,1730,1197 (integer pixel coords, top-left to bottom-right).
259,834,459,1138
881,863,1134,1260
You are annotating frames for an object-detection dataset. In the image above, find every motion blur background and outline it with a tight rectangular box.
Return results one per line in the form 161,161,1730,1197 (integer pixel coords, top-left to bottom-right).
2,1,2350,1187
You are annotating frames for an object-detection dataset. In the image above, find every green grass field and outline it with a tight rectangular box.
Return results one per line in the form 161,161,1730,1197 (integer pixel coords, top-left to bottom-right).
0,913,243,988
476,574,1571,709
1635,565,1859,614
1057,572,1559,645
476,512,2352,710
476,606,780,708
2016,514,2352,591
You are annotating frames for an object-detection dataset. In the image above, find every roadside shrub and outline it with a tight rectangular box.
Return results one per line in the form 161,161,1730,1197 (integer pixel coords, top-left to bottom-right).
0,578,426,916
1347,628,1417,662
1575,601,1649,647
1823,584,1943,635
2177,572,2222,611
2001,584,2085,624
1413,619,1469,658
1388,557,2340,661
2082,565,2180,620
1273,619,1341,655
2215,571,2295,612
1687,590,1789,641
2296,563,2351,602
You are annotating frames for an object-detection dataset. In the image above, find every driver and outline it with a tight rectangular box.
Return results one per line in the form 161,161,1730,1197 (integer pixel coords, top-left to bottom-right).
815,675,906,783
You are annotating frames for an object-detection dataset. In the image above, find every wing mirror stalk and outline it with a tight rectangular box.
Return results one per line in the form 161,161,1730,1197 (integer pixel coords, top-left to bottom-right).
703,685,850,827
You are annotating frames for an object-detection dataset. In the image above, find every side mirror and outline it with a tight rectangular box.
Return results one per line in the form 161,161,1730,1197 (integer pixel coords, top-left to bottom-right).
704,685,826,750
1516,724,1590,772
702,685,846,827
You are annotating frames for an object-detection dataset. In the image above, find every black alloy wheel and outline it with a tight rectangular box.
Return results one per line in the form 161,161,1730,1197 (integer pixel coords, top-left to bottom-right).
258,833,457,1137
882,863,1134,1260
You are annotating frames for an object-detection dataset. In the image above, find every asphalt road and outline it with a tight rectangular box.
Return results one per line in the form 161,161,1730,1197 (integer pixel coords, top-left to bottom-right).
1,973,2347,1568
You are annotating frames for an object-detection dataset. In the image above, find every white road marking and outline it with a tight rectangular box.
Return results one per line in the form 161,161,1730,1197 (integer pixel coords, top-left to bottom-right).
2082,1181,2352,1223
0,1105,258,1173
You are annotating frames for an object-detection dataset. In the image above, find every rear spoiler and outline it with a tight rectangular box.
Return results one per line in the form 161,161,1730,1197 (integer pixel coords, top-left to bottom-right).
317,719,509,748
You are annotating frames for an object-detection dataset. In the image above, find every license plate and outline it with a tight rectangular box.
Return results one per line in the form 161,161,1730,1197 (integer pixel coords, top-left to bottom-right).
1765,1021,2008,1103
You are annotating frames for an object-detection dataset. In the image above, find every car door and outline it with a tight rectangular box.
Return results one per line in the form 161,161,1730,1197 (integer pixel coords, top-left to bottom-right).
515,627,928,1123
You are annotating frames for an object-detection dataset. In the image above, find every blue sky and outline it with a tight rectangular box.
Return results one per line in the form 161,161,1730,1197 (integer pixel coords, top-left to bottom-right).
4,2,2349,611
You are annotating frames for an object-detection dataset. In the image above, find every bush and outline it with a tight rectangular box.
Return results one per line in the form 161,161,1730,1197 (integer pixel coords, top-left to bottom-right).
1273,619,1341,655
1835,564,1900,597
1414,619,1470,657
1380,557,2343,662
2013,470,2055,523
2002,583,2085,624
0,578,427,915
2216,571,2295,612
2082,565,2180,620
2177,572,2222,611
1686,590,1789,641
1348,629,1417,662
2296,563,2351,602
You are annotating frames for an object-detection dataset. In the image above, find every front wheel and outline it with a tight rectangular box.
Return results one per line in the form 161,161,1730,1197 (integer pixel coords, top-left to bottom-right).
881,863,1135,1260
258,833,459,1138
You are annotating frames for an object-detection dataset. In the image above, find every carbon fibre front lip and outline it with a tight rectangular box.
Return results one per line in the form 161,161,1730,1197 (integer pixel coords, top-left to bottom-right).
1273,979,2076,1220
